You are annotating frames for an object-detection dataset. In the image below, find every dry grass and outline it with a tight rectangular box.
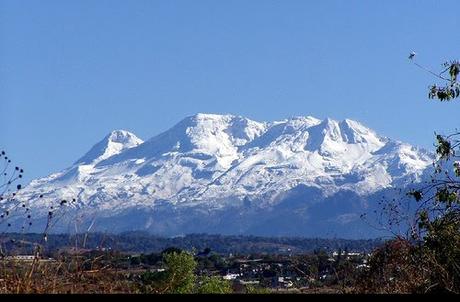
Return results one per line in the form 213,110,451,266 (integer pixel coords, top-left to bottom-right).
0,256,140,294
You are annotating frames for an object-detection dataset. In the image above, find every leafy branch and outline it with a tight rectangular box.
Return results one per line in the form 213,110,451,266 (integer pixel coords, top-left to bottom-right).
409,53,460,101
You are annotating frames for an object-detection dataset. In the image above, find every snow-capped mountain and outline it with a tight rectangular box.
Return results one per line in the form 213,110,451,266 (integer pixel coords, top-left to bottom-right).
14,113,434,238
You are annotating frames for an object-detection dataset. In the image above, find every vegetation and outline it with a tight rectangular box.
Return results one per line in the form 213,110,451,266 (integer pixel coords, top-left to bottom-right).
197,276,233,294
355,56,460,293
0,245,372,294
140,251,197,293
409,54,460,101
0,150,27,236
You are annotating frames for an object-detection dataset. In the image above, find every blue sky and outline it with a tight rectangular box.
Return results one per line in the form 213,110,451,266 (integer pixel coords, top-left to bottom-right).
1,0,459,182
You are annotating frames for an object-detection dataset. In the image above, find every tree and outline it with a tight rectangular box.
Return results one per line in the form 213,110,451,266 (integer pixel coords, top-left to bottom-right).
139,251,236,294
197,276,232,294
140,251,197,294
406,54,460,293
358,55,460,293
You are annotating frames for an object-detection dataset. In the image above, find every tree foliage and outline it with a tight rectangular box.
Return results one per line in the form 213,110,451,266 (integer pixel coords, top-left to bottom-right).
197,276,232,294
410,55,460,101
140,251,197,294
140,251,235,294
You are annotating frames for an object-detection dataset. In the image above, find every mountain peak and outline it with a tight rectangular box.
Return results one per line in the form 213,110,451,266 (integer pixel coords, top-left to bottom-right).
74,130,143,165
193,112,235,120
179,113,239,125
104,130,142,145
285,116,322,128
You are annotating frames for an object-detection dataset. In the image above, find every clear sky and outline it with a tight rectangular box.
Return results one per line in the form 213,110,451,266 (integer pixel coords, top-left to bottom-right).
1,0,459,183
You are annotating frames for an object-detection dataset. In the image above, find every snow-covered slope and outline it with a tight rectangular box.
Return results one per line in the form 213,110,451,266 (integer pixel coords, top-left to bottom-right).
15,114,434,237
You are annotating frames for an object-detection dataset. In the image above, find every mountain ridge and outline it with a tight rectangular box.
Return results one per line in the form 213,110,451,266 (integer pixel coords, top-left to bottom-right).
14,113,434,238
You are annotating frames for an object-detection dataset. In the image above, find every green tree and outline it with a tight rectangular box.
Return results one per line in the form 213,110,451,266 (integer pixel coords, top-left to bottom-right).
197,276,233,294
140,251,197,294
